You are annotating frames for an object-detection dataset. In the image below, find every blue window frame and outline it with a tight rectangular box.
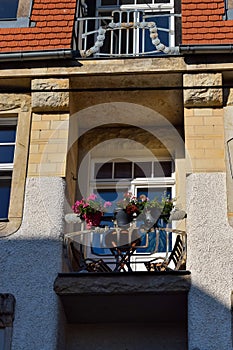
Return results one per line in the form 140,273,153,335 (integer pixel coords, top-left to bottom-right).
0,119,17,221
0,0,19,20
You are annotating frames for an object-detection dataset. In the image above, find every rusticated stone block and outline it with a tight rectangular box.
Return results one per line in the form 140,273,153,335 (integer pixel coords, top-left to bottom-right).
0,94,30,112
31,78,69,112
183,73,222,107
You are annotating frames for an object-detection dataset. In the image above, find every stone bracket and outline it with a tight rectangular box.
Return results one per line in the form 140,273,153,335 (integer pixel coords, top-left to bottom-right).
31,78,69,112
183,73,223,108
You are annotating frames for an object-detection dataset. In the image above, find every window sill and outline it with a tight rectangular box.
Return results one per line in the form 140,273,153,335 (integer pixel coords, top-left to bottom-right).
0,17,30,28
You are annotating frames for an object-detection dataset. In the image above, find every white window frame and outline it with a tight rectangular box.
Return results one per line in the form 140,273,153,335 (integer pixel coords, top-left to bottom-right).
86,156,176,270
90,157,175,189
0,118,17,221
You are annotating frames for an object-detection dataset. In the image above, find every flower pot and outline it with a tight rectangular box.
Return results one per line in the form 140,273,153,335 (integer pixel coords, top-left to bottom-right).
143,207,161,228
114,208,131,228
84,211,103,229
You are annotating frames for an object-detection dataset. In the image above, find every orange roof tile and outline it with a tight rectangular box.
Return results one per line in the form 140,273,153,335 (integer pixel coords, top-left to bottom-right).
0,0,77,53
182,0,233,44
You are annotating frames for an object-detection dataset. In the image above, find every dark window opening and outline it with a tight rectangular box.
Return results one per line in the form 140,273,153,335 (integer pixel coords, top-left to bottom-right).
0,172,12,221
0,0,19,20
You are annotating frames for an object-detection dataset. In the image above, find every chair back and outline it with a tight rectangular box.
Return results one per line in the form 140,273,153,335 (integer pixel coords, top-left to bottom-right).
167,234,184,270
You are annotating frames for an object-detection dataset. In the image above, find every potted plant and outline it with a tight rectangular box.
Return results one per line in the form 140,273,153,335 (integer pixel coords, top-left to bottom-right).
143,194,176,226
72,194,112,229
115,192,147,227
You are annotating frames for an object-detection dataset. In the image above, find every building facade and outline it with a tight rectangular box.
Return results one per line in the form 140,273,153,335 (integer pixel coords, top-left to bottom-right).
0,0,232,349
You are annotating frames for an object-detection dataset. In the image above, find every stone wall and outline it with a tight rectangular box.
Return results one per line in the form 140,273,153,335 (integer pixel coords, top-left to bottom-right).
28,113,69,177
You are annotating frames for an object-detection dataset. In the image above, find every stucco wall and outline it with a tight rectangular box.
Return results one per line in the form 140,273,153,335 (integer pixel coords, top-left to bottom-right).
187,173,233,350
0,177,65,350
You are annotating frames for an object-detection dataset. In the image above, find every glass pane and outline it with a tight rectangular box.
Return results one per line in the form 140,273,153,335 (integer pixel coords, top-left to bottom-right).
95,163,112,179
136,187,172,252
0,176,12,220
143,14,169,54
114,162,132,178
0,145,15,163
101,0,119,5
0,125,16,143
134,162,152,177
154,161,172,177
95,187,128,213
137,187,171,201
0,0,18,20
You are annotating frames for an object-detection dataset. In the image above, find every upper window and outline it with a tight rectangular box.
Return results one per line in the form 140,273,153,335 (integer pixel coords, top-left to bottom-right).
0,0,19,20
91,158,175,215
0,0,33,28
0,118,17,221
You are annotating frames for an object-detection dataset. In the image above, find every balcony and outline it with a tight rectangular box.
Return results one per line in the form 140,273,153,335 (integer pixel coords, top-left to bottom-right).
54,226,190,324
73,5,181,59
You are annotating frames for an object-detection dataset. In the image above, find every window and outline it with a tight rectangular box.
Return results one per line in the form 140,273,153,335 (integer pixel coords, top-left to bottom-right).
0,118,17,221
92,158,174,206
0,294,15,350
0,0,19,20
90,158,175,260
0,0,33,28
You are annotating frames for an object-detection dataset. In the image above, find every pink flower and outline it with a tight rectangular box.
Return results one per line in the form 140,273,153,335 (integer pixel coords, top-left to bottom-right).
104,201,112,208
87,193,97,201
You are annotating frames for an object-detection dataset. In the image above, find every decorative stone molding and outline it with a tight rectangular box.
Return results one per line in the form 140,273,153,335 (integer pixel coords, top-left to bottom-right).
31,79,69,112
0,294,15,328
183,73,223,107
0,94,30,112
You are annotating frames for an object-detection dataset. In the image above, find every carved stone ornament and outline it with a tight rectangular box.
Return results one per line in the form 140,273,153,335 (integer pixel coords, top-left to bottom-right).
0,94,30,112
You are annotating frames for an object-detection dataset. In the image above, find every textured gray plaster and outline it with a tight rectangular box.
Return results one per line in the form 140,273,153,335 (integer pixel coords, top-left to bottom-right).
0,177,65,350
186,173,233,350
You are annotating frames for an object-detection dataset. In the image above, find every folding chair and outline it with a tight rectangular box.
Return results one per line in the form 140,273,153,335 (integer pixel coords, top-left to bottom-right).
69,241,112,273
144,234,185,271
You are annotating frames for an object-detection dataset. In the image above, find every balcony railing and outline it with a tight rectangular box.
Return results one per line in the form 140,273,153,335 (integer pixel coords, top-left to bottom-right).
64,226,187,273
73,9,181,58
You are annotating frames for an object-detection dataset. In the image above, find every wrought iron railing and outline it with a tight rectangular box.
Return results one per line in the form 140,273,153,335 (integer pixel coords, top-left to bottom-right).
64,226,186,273
73,9,181,58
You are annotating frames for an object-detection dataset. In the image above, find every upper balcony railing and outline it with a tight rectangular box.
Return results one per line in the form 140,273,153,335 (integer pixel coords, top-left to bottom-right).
73,6,181,58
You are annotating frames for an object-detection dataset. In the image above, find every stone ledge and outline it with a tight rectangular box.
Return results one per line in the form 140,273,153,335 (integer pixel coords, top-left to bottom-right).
54,272,191,323
54,271,191,295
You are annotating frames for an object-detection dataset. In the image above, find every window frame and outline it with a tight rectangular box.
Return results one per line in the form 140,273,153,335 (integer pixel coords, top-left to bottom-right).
90,156,175,213
88,157,176,268
0,118,17,221
0,0,33,28
0,100,31,237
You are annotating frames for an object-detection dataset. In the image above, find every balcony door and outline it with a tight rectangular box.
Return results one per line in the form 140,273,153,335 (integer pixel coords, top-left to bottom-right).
88,158,175,269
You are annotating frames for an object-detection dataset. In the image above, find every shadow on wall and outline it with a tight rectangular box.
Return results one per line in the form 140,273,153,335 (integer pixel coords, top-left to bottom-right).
0,236,232,350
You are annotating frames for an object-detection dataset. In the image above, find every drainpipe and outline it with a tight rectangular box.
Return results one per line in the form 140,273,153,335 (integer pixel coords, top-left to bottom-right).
179,44,233,54
0,49,81,62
